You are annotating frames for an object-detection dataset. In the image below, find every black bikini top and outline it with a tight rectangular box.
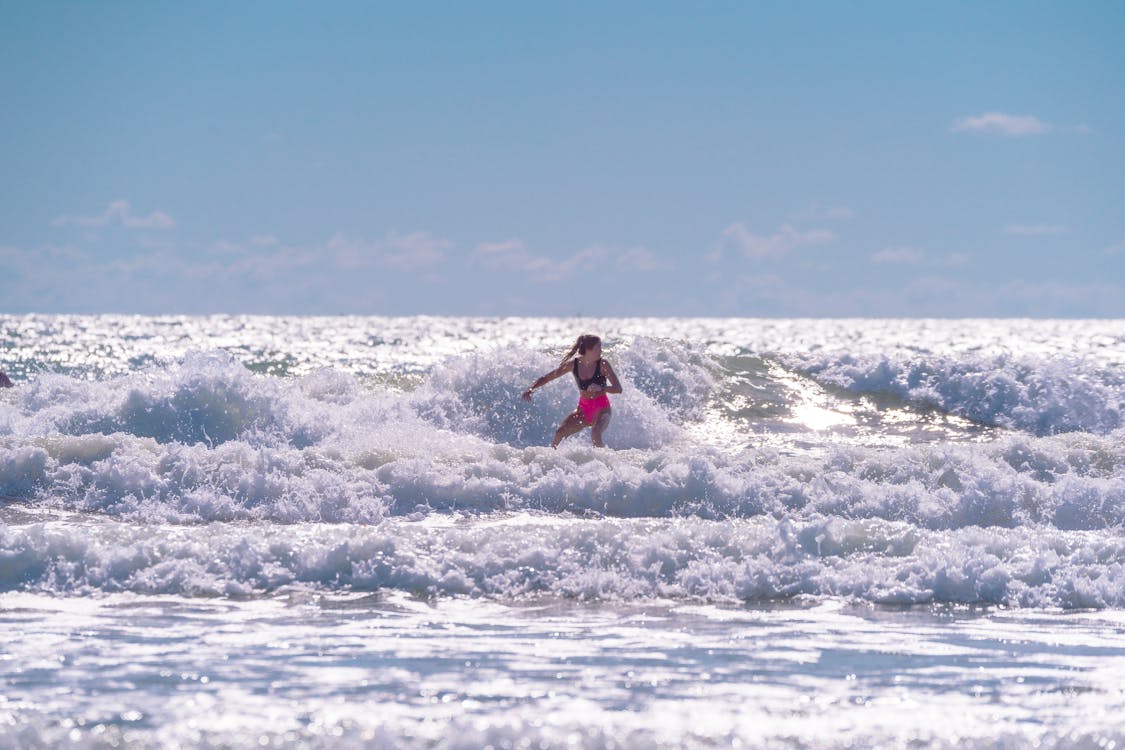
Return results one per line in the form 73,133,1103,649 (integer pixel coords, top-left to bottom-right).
573,358,607,390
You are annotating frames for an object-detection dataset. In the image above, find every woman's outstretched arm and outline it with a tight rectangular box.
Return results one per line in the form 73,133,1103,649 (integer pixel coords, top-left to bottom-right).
522,361,572,401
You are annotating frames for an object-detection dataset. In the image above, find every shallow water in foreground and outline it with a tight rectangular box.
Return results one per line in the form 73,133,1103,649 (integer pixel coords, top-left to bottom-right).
1,316,1124,747
4,590,1125,749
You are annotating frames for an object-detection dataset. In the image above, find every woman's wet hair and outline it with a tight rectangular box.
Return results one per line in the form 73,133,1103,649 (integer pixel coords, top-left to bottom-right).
560,334,601,365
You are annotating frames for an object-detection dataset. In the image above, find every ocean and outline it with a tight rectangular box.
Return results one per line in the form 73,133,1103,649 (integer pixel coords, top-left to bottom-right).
1,315,1123,748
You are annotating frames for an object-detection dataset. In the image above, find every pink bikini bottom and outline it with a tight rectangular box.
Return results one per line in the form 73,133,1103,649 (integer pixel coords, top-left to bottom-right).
578,394,610,425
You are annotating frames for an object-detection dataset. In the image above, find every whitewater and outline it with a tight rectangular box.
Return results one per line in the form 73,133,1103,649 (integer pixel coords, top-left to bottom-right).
1,315,1123,748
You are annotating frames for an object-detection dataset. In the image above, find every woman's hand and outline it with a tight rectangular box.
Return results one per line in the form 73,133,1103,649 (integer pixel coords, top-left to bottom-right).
522,388,534,402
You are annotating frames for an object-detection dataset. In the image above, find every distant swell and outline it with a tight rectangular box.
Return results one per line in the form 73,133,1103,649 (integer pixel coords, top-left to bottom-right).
784,351,1124,436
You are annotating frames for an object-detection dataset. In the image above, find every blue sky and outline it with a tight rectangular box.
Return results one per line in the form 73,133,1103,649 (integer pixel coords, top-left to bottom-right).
2,1,1122,316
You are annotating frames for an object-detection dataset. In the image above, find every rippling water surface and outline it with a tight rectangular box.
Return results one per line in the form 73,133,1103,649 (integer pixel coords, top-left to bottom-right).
1,316,1124,747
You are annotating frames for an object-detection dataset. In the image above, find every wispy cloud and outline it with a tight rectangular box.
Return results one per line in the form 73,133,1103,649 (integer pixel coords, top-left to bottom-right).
473,239,569,280
472,239,604,282
711,223,835,262
936,252,972,267
870,246,926,265
377,231,451,271
869,247,970,267
53,200,176,230
615,246,671,272
198,230,450,282
472,239,663,281
1004,224,1068,236
790,204,856,222
209,240,248,256
1105,239,1125,256
320,231,451,272
0,243,88,271
110,249,219,281
950,112,1051,137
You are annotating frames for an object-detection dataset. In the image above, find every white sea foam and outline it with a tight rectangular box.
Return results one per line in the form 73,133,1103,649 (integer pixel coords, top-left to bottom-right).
3,317,1125,749
2,514,1122,608
1,348,1123,531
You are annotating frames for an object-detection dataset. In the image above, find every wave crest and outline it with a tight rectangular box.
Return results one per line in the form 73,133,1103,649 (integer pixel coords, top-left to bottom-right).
786,351,1123,436
2,515,1121,609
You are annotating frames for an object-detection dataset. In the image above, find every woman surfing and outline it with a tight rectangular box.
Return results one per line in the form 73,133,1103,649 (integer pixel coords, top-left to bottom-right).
522,334,622,448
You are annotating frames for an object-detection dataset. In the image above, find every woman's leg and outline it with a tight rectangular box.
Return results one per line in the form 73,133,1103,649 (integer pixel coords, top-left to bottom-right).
551,410,589,448
590,407,612,447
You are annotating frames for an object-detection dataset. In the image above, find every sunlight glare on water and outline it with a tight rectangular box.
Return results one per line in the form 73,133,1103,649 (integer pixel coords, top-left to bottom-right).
1,316,1124,748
